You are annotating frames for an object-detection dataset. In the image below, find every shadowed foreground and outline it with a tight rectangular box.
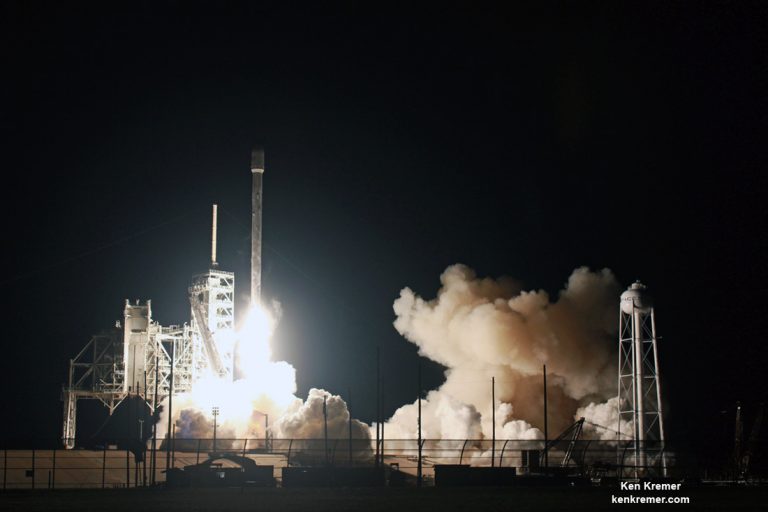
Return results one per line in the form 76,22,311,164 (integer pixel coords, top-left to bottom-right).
1,486,767,512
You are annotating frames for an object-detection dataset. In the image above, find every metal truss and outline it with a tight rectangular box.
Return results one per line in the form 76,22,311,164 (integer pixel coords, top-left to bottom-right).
63,267,235,449
189,269,235,380
61,330,125,448
62,306,196,449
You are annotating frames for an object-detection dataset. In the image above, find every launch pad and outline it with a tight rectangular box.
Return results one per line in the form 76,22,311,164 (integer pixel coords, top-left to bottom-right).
61,149,266,449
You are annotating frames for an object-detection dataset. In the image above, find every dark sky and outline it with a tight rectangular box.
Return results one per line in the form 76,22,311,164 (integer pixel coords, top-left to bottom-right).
1,2,766,446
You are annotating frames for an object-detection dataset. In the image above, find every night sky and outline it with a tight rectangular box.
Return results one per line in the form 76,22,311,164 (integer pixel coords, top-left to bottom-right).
1,2,766,448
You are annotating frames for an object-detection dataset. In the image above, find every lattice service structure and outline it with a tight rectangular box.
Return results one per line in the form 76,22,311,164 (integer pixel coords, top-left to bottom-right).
61,148,264,449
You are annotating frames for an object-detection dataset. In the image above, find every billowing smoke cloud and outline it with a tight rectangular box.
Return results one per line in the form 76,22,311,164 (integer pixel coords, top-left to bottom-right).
271,388,371,440
158,302,372,453
385,264,622,443
576,397,633,440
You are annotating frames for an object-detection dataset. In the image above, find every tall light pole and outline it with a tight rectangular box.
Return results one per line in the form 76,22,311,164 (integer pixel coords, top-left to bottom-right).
491,376,495,467
212,406,219,453
323,396,329,467
264,412,269,452
417,361,422,488
543,364,548,474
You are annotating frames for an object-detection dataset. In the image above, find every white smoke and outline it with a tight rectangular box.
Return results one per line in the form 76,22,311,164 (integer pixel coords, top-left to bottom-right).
271,388,371,440
270,388,373,464
386,264,623,441
577,397,634,440
159,302,370,451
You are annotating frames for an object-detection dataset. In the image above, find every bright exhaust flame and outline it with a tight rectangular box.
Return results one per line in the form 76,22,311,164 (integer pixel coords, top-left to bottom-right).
165,302,298,440
159,302,371,453
237,303,276,377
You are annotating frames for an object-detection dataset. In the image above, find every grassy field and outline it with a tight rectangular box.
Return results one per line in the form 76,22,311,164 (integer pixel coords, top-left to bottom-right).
0,485,767,512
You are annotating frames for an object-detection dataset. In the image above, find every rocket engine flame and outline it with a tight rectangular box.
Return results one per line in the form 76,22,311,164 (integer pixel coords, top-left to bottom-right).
161,301,369,452
236,303,277,377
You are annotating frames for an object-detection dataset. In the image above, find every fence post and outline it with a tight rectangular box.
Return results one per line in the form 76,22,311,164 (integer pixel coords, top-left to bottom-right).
102,447,106,488
287,439,293,467
52,447,56,489
331,439,339,466
31,448,35,490
126,450,130,488
143,441,147,487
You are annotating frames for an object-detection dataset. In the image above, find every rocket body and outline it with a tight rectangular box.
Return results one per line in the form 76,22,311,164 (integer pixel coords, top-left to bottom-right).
251,147,265,305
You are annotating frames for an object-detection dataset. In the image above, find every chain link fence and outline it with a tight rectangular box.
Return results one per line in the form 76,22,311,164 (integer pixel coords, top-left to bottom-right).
0,438,722,489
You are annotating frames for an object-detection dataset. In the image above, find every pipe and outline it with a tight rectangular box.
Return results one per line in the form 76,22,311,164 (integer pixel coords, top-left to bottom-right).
633,305,645,474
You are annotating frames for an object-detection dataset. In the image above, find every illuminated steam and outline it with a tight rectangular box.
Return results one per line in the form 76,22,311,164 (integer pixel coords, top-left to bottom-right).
383,264,623,442
161,303,370,450
271,388,371,440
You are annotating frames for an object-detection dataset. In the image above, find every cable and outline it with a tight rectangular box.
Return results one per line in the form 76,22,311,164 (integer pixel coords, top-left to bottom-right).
219,206,357,315
0,212,190,287
585,420,632,439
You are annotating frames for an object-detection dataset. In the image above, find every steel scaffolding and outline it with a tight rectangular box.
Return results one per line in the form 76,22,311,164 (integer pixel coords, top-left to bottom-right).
61,267,234,449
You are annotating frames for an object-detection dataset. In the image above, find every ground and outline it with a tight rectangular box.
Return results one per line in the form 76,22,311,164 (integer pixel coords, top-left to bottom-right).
1,486,767,512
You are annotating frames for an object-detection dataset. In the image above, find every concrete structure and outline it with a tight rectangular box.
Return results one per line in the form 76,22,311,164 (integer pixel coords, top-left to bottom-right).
617,281,666,476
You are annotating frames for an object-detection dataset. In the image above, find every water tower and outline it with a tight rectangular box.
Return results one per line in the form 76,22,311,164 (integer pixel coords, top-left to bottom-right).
617,281,667,476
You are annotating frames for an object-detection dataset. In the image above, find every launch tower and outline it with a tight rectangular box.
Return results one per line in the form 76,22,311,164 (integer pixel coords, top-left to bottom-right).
62,149,263,448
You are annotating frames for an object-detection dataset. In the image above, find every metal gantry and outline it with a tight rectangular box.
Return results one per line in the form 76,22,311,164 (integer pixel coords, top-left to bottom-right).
62,267,235,449
63,180,243,450
189,269,235,380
